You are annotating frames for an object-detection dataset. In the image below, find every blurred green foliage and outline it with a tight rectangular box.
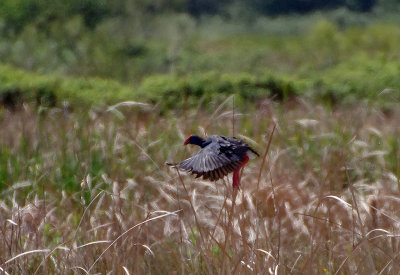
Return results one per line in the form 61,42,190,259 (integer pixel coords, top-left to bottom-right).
138,72,297,111
1,52,399,112
0,0,118,34
0,0,388,33
0,1,400,110
0,64,135,107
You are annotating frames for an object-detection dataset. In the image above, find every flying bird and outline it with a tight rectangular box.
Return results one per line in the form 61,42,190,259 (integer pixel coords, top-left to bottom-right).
179,135,259,189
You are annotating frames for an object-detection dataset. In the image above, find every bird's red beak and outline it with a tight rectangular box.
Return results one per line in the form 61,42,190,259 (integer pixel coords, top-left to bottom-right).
184,135,192,146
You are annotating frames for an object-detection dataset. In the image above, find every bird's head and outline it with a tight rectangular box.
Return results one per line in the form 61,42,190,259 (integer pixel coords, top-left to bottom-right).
184,135,205,146
184,135,193,145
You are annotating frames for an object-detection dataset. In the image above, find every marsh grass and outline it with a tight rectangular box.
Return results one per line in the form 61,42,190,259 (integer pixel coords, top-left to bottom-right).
1,98,400,274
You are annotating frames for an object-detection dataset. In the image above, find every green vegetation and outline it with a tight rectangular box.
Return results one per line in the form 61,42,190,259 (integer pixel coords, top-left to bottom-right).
0,64,135,107
2,45,400,111
1,16,400,111
0,0,384,34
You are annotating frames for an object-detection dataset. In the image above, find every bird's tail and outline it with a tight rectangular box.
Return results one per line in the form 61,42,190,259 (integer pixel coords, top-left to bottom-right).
246,146,260,159
250,147,260,157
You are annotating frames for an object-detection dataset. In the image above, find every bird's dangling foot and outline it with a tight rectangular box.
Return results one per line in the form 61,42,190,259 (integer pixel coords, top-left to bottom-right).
232,156,249,189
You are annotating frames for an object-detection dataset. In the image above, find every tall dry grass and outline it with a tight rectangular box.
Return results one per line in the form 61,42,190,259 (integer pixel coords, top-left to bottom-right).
0,99,400,274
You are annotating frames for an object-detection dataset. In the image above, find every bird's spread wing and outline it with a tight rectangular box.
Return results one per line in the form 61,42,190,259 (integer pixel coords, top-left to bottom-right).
179,143,242,181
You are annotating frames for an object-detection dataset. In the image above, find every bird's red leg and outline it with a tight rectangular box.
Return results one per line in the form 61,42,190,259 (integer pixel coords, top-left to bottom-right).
232,156,249,189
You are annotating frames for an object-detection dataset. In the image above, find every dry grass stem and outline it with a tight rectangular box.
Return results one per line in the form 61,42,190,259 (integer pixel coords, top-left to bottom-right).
1,101,400,273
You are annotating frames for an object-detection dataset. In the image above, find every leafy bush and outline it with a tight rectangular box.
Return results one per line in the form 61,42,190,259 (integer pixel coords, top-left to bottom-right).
0,64,136,108
0,0,117,34
1,58,399,112
138,72,299,111
1,19,400,111
308,57,400,107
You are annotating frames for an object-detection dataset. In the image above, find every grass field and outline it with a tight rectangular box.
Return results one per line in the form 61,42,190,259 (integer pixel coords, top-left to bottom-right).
1,97,400,274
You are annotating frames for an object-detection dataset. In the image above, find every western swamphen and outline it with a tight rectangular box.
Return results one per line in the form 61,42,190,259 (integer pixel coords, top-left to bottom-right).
179,135,259,189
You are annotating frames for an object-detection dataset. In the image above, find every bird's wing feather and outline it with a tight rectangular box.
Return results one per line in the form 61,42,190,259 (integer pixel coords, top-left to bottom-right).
179,144,242,180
